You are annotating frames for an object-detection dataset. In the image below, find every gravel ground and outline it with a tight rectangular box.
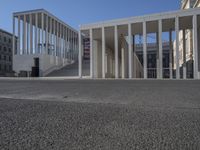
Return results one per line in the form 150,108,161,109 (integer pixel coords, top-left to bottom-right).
0,79,200,149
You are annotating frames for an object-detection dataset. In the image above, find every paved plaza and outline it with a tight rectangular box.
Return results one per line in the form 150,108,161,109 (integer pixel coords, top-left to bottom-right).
0,79,200,149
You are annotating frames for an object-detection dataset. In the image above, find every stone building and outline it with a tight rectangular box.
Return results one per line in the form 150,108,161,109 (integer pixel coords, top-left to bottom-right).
0,29,17,77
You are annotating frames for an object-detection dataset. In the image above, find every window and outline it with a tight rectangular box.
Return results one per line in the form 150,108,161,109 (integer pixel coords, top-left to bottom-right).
4,37,6,42
4,47,7,52
9,56,11,62
0,64,1,71
0,46,1,51
0,54,1,60
8,48,11,53
0,35,1,41
8,38,11,44
4,65,6,71
9,65,12,71
4,55,6,61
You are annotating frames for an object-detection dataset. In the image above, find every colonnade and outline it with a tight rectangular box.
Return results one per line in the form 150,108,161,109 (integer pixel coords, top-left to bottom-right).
79,9,200,79
13,10,78,61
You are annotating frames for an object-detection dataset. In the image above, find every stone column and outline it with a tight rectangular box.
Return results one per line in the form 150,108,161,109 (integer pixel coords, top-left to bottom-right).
49,17,52,55
114,25,119,79
193,15,198,79
45,15,49,54
23,15,26,54
175,17,180,79
79,30,82,78
121,47,125,79
102,27,106,78
128,23,133,79
30,14,33,54
41,13,44,54
143,21,147,79
90,29,94,78
12,16,16,56
17,15,20,55
183,29,187,79
159,19,163,79
169,29,173,79
35,13,38,54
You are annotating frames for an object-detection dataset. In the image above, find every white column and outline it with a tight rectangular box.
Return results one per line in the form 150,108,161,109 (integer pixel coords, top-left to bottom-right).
143,21,147,79
49,17,52,55
66,28,69,60
17,16,20,55
90,29,94,78
72,31,74,60
121,47,125,79
175,17,180,79
79,30,82,78
35,13,38,54
158,19,163,79
45,15,48,54
193,15,198,79
169,29,173,79
64,27,66,59
59,23,61,57
102,27,106,78
156,32,160,78
23,15,26,54
183,29,187,79
38,15,40,54
41,13,44,54
114,25,119,78
27,16,29,54
56,21,59,56
128,23,133,79
12,16,16,56
63,26,65,59
30,14,33,54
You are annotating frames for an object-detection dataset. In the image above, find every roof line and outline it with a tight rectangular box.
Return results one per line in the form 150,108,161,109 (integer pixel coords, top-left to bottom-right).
13,9,78,33
80,7,200,29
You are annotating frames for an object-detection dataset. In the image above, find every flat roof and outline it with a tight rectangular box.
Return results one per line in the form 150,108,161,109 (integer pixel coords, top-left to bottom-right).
14,9,78,33
80,7,200,30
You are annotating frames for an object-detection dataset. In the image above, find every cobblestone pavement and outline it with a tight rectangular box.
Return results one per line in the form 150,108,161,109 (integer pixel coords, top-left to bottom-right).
0,79,200,149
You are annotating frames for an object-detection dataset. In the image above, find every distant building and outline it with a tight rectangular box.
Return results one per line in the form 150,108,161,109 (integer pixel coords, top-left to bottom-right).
135,42,170,78
0,29,17,77
174,0,200,79
12,9,78,77
83,38,90,59
79,6,200,79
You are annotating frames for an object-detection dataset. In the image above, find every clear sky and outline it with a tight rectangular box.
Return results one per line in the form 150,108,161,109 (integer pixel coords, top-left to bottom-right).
0,0,180,33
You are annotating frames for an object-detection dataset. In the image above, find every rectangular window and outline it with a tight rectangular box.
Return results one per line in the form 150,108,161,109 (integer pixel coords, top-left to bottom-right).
4,47,7,52
9,65,12,71
4,37,6,42
4,55,6,61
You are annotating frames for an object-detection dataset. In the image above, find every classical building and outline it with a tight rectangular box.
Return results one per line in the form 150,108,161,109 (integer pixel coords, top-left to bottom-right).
12,9,78,77
79,7,200,79
0,29,17,77
175,0,200,79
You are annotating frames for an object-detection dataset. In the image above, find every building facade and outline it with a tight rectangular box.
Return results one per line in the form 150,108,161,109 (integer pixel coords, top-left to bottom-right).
0,29,17,77
79,8,200,79
12,9,78,77
175,0,200,79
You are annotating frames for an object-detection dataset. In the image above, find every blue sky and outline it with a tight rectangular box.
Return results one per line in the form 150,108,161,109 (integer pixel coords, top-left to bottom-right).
0,0,180,33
